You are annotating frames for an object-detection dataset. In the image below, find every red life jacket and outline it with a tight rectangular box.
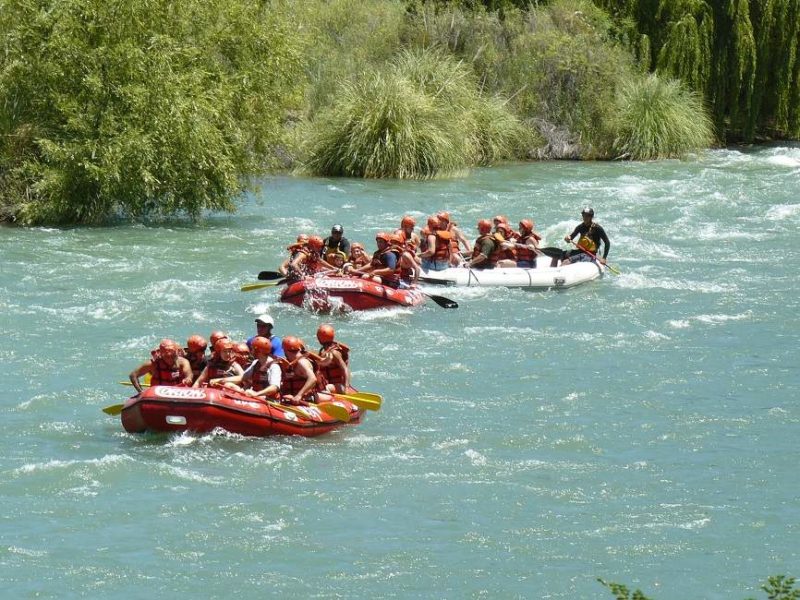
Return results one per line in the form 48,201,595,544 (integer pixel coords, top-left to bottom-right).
248,359,279,395
150,356,185,386
205,356,236,380
184,349,207,380
277,356,326,400
370,248,401,286
317,342,350,386
515,232,538,263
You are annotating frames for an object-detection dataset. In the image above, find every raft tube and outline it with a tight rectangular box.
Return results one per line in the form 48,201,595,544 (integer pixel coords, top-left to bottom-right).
280,275,426,311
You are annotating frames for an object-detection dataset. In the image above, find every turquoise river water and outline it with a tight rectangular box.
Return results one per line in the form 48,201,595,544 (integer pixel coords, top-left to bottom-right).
1,145,799,599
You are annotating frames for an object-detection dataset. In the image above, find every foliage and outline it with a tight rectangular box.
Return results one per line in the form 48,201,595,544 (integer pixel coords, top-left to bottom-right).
612,73,714,159
0,0,303,224
292,0,407,118
593,0,800,141
600,574,800,600
746,575,800,600
302,48,525,178
597,578,653,600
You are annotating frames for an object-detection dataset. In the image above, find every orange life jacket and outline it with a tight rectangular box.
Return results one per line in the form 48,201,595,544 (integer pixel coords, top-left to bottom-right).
488,232,515,264
370,248,401,286
317,342,350,387
432,230,453,261
471,234,497,263
204,356,237,380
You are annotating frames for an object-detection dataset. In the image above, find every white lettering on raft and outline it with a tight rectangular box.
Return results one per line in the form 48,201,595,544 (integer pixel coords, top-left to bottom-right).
153,386,207,400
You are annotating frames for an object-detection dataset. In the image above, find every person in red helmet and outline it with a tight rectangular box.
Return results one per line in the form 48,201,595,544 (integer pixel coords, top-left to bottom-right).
347,242,371,269
288,234,335,277
419,216,453,271
193,338,244,387
512,219,543,268
209,331,229,349
277,336,320,405
436,211,471,261
129,338,193,393
348,232,401,287
232,342,253,369
394,233,421,288
468,219,498,269
184,335,208,382
279,234,310,276
395,215,421,249
491,222,518,267
315,324,351,393
217,336,281,398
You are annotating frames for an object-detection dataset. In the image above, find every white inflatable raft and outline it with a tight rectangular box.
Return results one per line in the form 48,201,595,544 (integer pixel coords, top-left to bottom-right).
420,260,602,289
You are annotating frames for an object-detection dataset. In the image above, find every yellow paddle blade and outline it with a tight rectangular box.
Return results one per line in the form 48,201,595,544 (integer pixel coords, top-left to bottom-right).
241,282,273,292
316,402,351,422
348,391,382,404
102,404,124,416
333,393,380,411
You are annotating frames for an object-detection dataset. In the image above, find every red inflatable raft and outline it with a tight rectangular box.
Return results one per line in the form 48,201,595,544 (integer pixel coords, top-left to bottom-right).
120,385,362,437
280,275,426,311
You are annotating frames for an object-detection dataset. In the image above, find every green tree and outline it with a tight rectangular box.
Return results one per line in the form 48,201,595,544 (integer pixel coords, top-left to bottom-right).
0,0,303,224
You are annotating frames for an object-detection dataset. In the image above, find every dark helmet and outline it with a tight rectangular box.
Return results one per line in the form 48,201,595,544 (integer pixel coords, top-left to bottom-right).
331,224,344,234
581,207,594,217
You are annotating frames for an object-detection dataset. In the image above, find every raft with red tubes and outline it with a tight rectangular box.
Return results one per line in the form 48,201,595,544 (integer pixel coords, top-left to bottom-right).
280,275,426,311
120,385,362,437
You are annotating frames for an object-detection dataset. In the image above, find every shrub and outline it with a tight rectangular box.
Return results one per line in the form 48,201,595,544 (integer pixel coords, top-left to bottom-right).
612,73,714,160
0,0,303,224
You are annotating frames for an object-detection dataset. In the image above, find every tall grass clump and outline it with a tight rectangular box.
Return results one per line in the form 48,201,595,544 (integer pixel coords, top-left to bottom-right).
303,72,466,178
612,73,714,160
303,49,525,178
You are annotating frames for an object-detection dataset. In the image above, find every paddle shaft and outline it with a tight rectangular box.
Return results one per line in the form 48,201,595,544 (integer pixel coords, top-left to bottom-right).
568,241,620,275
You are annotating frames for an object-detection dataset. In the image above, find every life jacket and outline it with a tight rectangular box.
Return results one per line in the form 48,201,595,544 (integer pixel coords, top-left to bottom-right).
577,223,599,253
248,358,279,395
370,248,401,286
515,232,538,263
184,349,207,380
350,251,370,267
488,232,516,263
277,355,327,400
317,342,350,387
204,356,237,380
150,355,185,386
432,230,453,261
471,234,497,263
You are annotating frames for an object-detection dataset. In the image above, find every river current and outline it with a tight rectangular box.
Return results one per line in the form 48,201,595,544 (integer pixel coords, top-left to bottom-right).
1,145,799,598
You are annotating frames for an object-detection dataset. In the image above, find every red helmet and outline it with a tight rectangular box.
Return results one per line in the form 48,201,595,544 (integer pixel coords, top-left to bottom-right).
493,214,508,224
436,211,450,223
497,222,512,233
186,335,207,353
209,331,228,347
317,324,335,344
478,219,492,234
214,338,234,354
250,336,272,355
519,219,533,232
282,336,303,352
426,216,440,230
401,215,416,228
308,235,324,251
375,232,391,244
159,338,180,356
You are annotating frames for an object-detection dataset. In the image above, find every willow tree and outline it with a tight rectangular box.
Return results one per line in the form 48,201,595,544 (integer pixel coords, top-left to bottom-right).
593,0,800,141
0,0,303,224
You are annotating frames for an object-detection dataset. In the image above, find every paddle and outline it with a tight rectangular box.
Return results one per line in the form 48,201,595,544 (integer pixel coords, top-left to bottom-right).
102,403,125,416
333,393,380,411
422,292,458,309
262,398,350,423
241,279,288,292
257,270,284,281
568,241,620,275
